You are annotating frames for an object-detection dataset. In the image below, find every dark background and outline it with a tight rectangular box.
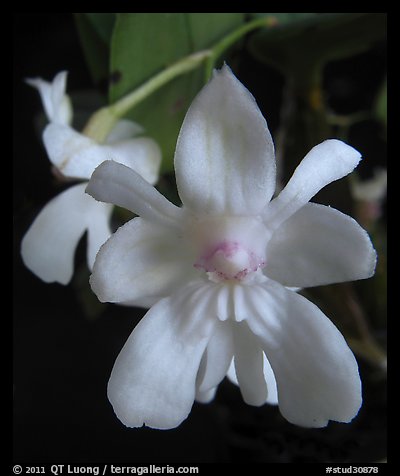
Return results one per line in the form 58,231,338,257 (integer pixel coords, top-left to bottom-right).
13,13,387,464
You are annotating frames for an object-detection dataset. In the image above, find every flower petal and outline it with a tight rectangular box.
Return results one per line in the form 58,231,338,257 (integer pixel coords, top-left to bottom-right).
26,71,72,125
86,203,113,270
265,202,377,288
90,217,195,306
21,183,111,284
105,119,144,143
174,64,275,215
107,283,216,429
42,124,97,179
86,160,183,229
196,320,234,394
103,138,161,185
262,353,278,405
232,321,268,406
227,353,278,405
43,124,161,184
263,139,361,230
195,386,217,404
245,280,362,427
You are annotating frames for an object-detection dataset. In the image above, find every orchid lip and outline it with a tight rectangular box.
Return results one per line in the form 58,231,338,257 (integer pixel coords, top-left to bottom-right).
186,215,270,284
194,239,266,282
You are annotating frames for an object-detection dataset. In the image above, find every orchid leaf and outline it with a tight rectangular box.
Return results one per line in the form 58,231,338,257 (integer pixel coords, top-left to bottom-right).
374,76,387,131
74,13,116,85
84,13,115,45
248,13,319,25
248,13,386,74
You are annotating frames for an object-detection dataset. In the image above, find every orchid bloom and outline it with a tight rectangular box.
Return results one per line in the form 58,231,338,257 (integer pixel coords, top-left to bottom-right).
87,65,376,429
21,71,161,284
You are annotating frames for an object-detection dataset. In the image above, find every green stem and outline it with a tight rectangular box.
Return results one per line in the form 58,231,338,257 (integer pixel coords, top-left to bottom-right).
204,16,272,81
83,50,212,142
109,50,212,119
83,16,271,142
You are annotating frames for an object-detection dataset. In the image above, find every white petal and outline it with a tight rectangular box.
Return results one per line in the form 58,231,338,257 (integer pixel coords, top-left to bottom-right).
21,183,110,284
107,283,216,429
262,354,278,405
232,284,250,322
102,138,161,185
227,359,238,385
195,386,217,404
105,119,144,143
215,284,233,321
43,124,96,179
232,321,268,406
26,71,72,125
86,160,183,229
351,167,387,201
174,64,275,215
90,217,194,305
264,139,361,230
86,203,113,270
196,320,234,393
245,280,362,427
43,124,161,184
265,202,377,288
227,354,278,406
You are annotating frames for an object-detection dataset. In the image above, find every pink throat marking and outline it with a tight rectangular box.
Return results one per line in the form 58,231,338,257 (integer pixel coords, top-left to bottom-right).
194,240,265,281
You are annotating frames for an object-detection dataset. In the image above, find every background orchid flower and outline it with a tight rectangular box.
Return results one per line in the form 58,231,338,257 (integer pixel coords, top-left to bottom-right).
21,71,161,285
86,65,376,430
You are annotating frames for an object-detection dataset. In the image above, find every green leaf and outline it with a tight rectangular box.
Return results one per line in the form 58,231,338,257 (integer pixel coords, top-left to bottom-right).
248,13,386,74
109,14,190,102
109,13,244,172
186,13,246,50
84,13,115,45
74,13,116,84
248,13,319,25
374,76,387,130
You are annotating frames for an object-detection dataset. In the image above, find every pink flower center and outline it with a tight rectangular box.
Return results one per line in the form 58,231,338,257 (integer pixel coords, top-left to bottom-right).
194,240,265,282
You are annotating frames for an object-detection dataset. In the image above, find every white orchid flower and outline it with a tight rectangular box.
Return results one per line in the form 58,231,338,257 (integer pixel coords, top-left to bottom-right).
21,71,161,285
87,65,377,430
